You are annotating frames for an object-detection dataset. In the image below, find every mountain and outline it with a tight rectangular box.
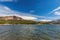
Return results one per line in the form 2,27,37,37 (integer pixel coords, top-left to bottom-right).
51,19,60,24
0,16,38,24
0,16,23,21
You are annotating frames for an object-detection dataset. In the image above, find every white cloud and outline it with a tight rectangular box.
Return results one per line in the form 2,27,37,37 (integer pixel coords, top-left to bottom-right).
29,10,35,13
19,16,37,20
48,6,60,16
46,6,60,21
39,19,52,21
54,11,60,15
49,6,60,14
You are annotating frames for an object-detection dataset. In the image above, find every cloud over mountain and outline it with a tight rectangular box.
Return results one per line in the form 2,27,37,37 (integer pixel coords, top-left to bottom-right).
0,5,39,20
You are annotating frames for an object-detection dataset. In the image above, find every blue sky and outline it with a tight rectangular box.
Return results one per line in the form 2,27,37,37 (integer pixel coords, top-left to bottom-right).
0,0,60,21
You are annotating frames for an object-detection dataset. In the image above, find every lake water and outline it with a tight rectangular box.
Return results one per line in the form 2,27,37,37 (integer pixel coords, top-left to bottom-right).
0,24,60,40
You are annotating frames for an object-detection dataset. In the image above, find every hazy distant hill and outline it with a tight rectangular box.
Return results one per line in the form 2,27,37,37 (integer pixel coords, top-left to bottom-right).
51,19,60,24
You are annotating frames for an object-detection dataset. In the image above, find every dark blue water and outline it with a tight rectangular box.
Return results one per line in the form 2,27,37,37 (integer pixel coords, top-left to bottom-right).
0,24,60,40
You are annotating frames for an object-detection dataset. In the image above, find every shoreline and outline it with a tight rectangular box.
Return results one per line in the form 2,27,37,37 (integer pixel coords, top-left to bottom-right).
0,24,60,25
0,24,39,25
0,24,13,25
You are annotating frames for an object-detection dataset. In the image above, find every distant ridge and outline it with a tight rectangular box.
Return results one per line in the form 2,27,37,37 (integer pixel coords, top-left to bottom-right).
0,16,23,20
51,19,60,24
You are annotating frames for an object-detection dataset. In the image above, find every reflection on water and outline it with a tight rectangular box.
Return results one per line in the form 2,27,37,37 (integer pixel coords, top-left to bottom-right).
0,24,60,40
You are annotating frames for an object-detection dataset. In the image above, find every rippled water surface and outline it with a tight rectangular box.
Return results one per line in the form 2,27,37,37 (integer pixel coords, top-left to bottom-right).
0,24,60,40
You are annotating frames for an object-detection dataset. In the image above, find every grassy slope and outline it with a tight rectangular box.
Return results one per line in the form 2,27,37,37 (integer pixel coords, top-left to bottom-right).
0,20,38,24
